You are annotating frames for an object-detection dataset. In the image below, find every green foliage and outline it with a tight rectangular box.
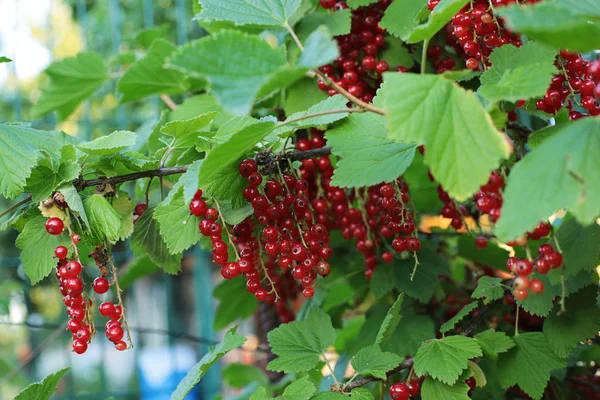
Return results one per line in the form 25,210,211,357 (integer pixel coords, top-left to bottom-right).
440,301,478,334
383,73,511,200
296,8,352,37
351,344,402,379
496,117,600,241
83,195,122,243
118,256,161,289
421,376,470,400
474,330,515,360
555,217,600,278
171,327,246,400
479,42,557,104
414,336,483,385
375,293,404,346
15,368,69,400
496,0,600,52
213,278,259,330
31,53,107,120
299,27,339,69
251,377,317,400
497,332,566,399
195,0,301,27
471,277,504,305
222,363,268,389
77,130,136,156
0,56,12,63
267,307,336,373
154,189,202,254
26,161,81,202
404,0,470,44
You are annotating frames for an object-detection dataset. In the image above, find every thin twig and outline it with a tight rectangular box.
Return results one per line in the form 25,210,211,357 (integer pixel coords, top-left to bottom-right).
342,358,414,391
78,166,190,189
159,94,177,111
284,22,305,51
0,195,32,219
213,198,241,260
278,108,363,127
421,39,429,75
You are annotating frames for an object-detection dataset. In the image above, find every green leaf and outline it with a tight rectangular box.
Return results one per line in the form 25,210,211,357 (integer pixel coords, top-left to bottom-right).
118,256,160,289
118,39,188,103
222,363,268,389
405,0,470,43
313,389,374,400
458,235,511,270
213,278,259,330
0,124,63,198
195,0,302,27
203,163,248,209
267,307,336,373
280,94,349,133
555,218,600,278
131,208,182,274
298,26,339,69
326,112,417,188
386,311,436,358
112,193,134,240
496,0,600,53
57,185,89,227
15,368,69,400
16,217,71,284
380,36,415,69
171,327,246,400
133,25,170,49
0,56,12,63
380,0,427,42
77,130,136,156
479,42,557,104
497,332,566,400
83,195,122,243
154,189,202,254
440,301,478,334
160,112,217,139
163,160,203,208
278,377,316,400
543,286,600,358
347,0,378,8
376,293,404,346
26,161,81,202
471,277,504,305
495,117,600,241
296,8,352,37
351,344,403,380
31,53,108,120
474,329,515,360
383,73,510,201
168,31,287,115
414,336,483,385
218,201,254,226
284,77,328,115
421,376,470,400
170,94,234,128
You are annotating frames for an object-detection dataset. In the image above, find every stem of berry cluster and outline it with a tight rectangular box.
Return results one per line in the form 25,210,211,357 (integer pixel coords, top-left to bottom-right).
421,39,429,75
105,241,134,349
212,198,241,260
551,231,567,313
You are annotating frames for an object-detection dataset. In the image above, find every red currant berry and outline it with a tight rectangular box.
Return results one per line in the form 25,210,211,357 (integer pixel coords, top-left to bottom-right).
45,218,64,235
319,0,335,8
189,198,207,217
93,277,110,294
389,382,410,400
475,236,488,248
115,341,127,351
538,243,554,256
529,279,544,294
514,288,529,301
54,246,68,259
71,234,81,244
239,159,258,178
73,339,88,354
408,380,421,396
99,302,116,317
302,287,315,298
382,251,394,263
63,261,82,278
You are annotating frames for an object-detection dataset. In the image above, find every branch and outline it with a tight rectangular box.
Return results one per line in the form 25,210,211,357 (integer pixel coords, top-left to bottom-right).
160,94,177,111
286,147,332,162
278,108,363,127
78,165,190,189
341,358,414,391
0,194,32,219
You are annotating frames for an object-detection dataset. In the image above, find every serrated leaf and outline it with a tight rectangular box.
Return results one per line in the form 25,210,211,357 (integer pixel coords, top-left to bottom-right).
479,42,557,104
279,94,349,134
386,311,436,358
77,130,136,156
31,53,107,120
16,217,71,284
160,112,217,138
421,376,470,400
495,117,600,241
471,277,504,305
203,163,248,209
213,278,259,330
195,0,302,27
555,218,600,279
543,286,600,358
131,208,182,274
57,184,89,227
168,31,287,115
405,0,470,43
170,94,234,128
312,389,373,400
376,293,404,346
414,336,483,385
296,8,352,37
474,329,515,360
278,377,316,400
497,332,565,400
163,160,203,207
133,25,170,49
440,301,478,334
15,368,69,400
347,0,378,8
83,195,122,243
26,161,81,202
171,327,246,400
380,0,428,41
326,112,417,188
267,307,336,373
496,0,600,53
298,26,339,69
118,39,188,103
351,344,403,380
218,201,254,226
222,363,268,389
383,73,510,201
380,36,415,69
284,78,328,115
112,194,134,240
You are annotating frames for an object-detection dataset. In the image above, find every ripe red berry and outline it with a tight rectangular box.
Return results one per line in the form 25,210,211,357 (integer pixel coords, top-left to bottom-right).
111,305,123,320
514,288,529,301
134,203,147,215
93,277,110,294
381,251,394,263
535,257,550,274
106,324,124,342
72,339,88,354
319,0,335,8
303,287,315,298
99,301,116,317
239,159,258,178
189,198,207,217
475,236,488,248
71,234,81,244
45,218,64,235
406,237,421,252
545,251,563,269
115,341,127,351
529,278,544,294
63,261,82,278
54,246,68,259
408,380,421,396
362,56,376,71
389,382,410,400
466,58,479,69
514,276,530,290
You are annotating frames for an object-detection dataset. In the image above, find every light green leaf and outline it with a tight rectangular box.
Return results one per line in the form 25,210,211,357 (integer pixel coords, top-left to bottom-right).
380,0,427,41
218,201,254,226
131,208,182,274
77,130,136,156
170,94,234,128
312,389,373,400
347,0,378,8
278,377,316,400
543,286,600,358
163,160,203,207
171,327,246,400
440,301,478,334
222,363,268,389
555,218,600,279
471,277,504,305
16,217,71,284
257,66,308,100
213,278,259,330
351,344,403,380
160,112,217,138
83,195,122,243
497,332,566,399
0,56,12,63
168,31,287,115
326,112,417,188
474,329,515,360
31,52,107,120
296,8,352,37
267,307,336,373
421,376,470,400
112,193,134,241
56,184,89,227
405,0,470,43
479,42,557,104
26,161,81,202
496,0,600,52
118,38,188,103
15,368,69,400
298,26,339,69
376,293,404,346
383,73,510,201
495,117,600,241
284,77,328,115
385,311,436,358
203,163,248,209
414,336,483,385
280,94,349,133
133,25,170,49
195,0,302,27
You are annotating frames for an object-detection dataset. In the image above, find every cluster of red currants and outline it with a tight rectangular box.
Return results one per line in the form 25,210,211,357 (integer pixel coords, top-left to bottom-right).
317,0,401,103
133,202,147,224
506,241,562,300
537,53,600,119
425,44,457,74
474,171,505,223
98,301,127,351
389,380,421,400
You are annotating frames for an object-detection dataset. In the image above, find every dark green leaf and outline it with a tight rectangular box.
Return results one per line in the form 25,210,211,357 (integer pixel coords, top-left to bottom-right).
351,344,403,379
213,278,259,330
440,301,478,334
474,329,515,360
471,277,504,305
